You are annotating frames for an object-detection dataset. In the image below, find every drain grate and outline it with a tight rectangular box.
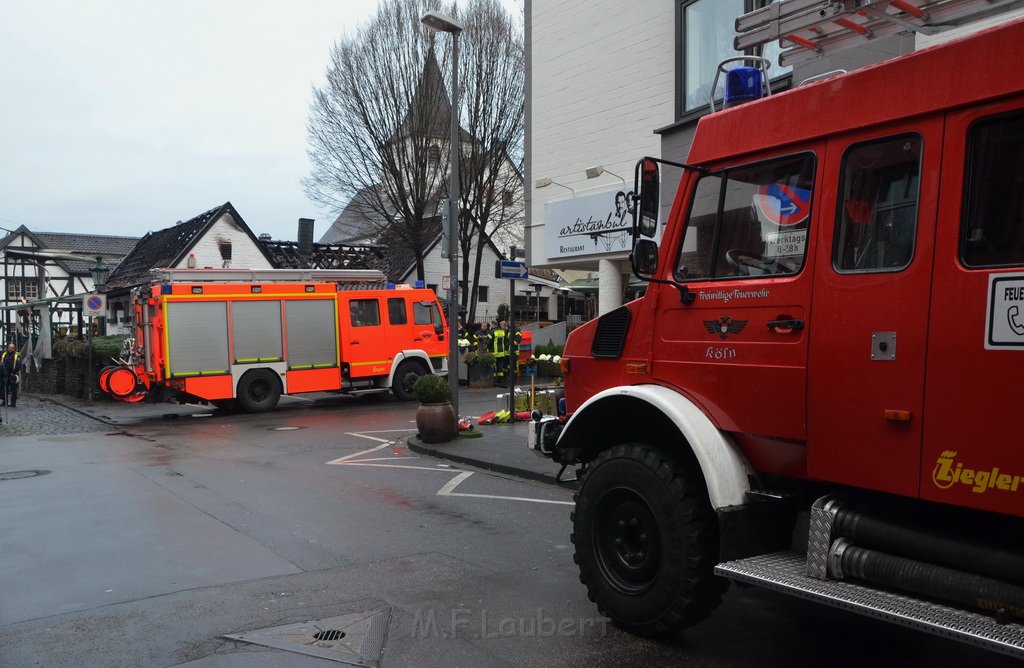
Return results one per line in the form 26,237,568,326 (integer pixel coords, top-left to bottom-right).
314,629,346,641
224,607,391,666
0,470,51,481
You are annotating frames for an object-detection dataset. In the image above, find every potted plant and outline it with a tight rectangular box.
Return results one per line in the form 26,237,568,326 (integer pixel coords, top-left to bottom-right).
413,374,457,443
463,350,496,388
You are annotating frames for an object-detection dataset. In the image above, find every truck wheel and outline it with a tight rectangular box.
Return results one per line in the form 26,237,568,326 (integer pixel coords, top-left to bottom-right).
572,443,725,636
236,369,281,413
391,361,426,401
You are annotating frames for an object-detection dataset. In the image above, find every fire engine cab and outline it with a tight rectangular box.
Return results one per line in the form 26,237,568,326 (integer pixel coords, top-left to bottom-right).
531,2,1024,658
100,268,449,411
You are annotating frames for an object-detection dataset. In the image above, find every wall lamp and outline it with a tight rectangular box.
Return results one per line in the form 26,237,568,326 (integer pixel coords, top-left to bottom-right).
585,165,625,184
534,177,575,195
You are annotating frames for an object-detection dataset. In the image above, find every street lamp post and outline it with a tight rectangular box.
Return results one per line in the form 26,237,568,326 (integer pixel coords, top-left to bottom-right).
421,10,464,419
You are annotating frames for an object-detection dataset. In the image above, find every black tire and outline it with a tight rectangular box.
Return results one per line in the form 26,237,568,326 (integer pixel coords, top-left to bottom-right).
572,443,726,636
235,369,281,413
391,361,427,401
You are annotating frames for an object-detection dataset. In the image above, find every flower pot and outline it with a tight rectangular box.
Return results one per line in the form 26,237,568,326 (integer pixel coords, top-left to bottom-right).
467,364,495,388
416,402,458,443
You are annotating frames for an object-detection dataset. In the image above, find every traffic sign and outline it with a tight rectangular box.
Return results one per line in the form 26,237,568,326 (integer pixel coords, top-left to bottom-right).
84,293,106,318
496,260,528,280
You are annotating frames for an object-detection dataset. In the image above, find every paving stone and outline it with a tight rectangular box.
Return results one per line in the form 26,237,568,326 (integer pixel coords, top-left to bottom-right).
0,395,112,436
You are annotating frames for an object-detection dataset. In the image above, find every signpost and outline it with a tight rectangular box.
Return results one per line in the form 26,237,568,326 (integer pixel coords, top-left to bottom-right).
497,260,528,280
83,293,106,403
496,256,529,415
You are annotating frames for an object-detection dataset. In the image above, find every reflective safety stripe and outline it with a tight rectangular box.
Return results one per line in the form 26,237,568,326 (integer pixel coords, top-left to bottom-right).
172,370,228,377
350,360,389,367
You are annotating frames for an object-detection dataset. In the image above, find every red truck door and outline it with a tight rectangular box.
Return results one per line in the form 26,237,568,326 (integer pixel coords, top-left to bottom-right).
339,294,390,378
921,100,1024,517
653,150,818,442
807,118,943,497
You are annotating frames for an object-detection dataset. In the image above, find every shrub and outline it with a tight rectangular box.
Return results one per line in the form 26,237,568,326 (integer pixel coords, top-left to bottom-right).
413,373,451,404
54,334,129,361
464,351,495,367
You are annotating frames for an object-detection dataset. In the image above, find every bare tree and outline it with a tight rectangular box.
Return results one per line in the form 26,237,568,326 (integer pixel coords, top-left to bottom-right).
304,0,451,281
455,0,525,323
304,0,525,316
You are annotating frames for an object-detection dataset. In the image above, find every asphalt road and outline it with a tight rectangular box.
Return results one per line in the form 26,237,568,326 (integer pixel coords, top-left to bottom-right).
0,391,1017,667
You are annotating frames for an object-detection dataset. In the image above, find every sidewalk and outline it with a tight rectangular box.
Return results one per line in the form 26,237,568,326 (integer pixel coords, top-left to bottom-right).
407,421,577,488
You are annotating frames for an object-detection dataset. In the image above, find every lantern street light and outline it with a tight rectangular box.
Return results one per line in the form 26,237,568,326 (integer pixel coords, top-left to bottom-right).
421,10,464,419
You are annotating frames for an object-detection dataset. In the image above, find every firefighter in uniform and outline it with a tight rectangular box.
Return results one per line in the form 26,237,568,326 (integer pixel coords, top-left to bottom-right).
492,322,508,384
1,343,23,408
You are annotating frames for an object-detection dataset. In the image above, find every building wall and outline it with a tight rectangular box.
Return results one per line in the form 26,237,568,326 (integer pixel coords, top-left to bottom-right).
180,213,273,270
527,0,675,272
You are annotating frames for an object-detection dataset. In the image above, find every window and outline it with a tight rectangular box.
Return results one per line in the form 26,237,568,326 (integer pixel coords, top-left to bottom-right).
676,153,815,280
428,144,441,163
502,190,514,206
962,112,1024,268
679,0,792,118
834,136,921,273
349,299,381,327
414,301,434,325
478,285,489,303
6,279,39,300
388,297,408,324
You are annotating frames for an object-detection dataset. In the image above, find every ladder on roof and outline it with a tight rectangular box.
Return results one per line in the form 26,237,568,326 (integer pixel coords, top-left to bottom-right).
736,0,1024,67
149,267,387,288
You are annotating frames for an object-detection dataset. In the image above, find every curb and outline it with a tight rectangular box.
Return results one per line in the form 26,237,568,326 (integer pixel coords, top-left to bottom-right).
406,433,576,488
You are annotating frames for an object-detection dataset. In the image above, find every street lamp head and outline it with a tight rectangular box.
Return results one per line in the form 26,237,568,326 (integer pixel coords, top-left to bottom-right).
585,165,625,183
534,177,575,195
421,11,464,34
90,256,110,292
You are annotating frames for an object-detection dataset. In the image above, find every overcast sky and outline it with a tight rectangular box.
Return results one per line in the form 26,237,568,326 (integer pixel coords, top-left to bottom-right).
0,0,417,244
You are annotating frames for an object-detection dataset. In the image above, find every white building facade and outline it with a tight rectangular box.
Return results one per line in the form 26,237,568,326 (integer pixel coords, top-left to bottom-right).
525,0,1024,315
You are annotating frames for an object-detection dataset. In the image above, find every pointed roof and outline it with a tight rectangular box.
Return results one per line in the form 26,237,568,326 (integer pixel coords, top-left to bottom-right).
0,225,138,274
105,202,275,290
392,46,473,144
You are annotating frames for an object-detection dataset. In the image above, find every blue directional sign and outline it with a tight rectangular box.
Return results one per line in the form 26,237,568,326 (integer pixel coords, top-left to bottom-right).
497,260,528,280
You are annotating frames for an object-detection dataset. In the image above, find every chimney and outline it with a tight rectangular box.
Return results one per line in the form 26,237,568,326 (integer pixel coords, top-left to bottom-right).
297,218,314,261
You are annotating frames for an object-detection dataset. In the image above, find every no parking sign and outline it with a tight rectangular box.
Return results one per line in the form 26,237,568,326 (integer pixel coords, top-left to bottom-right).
84,293,106,318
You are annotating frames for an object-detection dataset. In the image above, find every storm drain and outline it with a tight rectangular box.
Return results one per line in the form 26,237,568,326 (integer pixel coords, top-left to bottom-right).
223,607,390,666
0,470,51,481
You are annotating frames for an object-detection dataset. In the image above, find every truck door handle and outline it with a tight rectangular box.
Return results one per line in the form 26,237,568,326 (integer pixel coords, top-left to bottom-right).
767,319,804,333
351,341,360,345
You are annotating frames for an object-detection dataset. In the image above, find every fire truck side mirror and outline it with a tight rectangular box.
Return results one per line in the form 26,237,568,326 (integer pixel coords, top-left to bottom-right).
632,239,659,276
637,158,660,239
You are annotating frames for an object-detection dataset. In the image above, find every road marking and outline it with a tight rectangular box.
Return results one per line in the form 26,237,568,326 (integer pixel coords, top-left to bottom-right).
437,471,573,506
346,432,393,443
329,432,573,507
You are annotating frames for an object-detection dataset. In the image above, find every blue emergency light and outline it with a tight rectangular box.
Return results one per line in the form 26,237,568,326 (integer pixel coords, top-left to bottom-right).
414,280,425,288
724,66,764,108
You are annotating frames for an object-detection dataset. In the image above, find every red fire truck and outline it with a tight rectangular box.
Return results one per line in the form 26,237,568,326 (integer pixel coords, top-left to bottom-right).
531,4,1024,658
99,268,449,411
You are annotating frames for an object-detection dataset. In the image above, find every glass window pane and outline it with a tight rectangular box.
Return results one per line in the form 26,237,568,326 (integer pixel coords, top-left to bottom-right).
962,112,1024,268
414,301,433,325
349,299,381,327
685,0,744,113
388,297,408,325
834,136,922,273
677,154,815,280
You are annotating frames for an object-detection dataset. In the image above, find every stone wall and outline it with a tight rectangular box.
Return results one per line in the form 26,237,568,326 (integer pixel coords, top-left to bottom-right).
27,354,108,400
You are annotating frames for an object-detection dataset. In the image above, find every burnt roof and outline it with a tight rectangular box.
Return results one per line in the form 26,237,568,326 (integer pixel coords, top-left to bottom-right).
260,240,390,275
104,202,272,290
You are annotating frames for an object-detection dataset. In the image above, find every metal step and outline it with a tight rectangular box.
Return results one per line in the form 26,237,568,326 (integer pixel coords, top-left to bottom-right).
715,551,1024,660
